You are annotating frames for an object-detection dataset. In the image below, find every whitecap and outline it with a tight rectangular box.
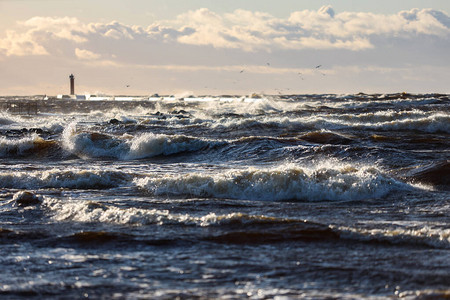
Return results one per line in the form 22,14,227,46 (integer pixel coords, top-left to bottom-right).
134,161,412,201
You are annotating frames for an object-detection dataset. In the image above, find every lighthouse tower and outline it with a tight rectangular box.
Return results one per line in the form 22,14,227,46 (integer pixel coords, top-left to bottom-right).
69,74,75,95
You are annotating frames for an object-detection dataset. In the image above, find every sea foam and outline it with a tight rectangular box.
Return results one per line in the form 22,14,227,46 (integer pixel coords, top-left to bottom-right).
135,162,411,201
0,134,59,158
0,169,131,189
336,224,450,249
62,123,212,160
125,132,209,160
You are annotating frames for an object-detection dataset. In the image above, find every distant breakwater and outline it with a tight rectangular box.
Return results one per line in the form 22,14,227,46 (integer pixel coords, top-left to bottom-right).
0,99,157,114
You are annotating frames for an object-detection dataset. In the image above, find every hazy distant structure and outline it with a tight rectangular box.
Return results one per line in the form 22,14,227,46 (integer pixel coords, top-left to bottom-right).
69,74,75,95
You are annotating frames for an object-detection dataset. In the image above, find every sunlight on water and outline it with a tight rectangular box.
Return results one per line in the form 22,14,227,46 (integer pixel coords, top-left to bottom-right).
0,94,448,299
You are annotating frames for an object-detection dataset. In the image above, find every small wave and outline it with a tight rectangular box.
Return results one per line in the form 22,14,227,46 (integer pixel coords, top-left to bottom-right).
0,169,131,189
0,117,15,125
406,161,450,189
64,231,129,244
0,228,50,243
211,117,285,132
43,198,450,249
44,196,301,226
208,110,449,134
289,110,449,133
44,198,191,224
319,111,450,133
335,224,450,249
205,224,338,244
135,162,411,201
299,130,354,145
44,198,328,233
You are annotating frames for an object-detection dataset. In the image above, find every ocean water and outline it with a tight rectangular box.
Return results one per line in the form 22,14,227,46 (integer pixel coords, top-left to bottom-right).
0,93,448,299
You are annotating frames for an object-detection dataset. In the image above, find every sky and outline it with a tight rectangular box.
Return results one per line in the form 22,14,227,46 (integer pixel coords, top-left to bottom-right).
0,0,449,96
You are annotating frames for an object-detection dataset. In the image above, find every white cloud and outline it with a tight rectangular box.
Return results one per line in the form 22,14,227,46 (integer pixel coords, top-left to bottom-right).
89,21,144,40
0,6,448,57
75,48,101,60
22,16,88,43
0,29,48,56
0,6,448,95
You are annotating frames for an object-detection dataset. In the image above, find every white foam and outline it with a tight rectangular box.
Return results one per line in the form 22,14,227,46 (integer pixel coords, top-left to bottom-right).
44,197,193,225
134,161,412,201
62,123,212,159
62,125,129,159
43,197,285,227
43,195,450,249
205,109,449,133
0,134,43,157
125,132,210,160
0,168,131,189
336,224,450,249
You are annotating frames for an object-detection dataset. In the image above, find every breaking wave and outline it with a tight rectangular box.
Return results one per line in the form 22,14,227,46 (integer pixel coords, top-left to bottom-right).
0,169,131,189
135,162,411,201
208,110,449,133
0,134,60,158
43,199,450,249
62,123,212,159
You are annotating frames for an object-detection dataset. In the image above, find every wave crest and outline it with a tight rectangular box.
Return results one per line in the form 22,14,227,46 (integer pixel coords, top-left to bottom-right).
62,123,210,159
125,132,209,160
0,169,131,189
0,134,60,158
135,163,410,201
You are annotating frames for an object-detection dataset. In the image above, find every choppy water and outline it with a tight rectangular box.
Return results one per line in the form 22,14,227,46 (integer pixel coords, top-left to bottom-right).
0,93,449,299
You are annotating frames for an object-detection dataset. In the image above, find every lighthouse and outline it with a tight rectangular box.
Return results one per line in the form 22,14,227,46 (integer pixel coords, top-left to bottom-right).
69,74,75,95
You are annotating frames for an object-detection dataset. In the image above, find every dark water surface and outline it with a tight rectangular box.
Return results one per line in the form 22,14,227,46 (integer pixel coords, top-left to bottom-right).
0,94,449,299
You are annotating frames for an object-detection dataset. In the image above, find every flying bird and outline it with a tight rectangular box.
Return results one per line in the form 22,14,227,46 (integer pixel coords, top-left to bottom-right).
315,65,322,69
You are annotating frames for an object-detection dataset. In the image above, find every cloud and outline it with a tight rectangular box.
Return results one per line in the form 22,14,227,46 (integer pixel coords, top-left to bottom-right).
88,21,144,40
0,6,448,58
0,29,49,56
75,48,101,60
22,16,88,43
0,16,88,56
318,5,335,18
0,6,449,95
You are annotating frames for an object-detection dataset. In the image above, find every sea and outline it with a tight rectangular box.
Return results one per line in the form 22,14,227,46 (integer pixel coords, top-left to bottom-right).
0,93,448,299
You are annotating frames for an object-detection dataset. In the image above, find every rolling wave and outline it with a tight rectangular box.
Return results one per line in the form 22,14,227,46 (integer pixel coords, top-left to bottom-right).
41,199,450,249
135,162,411,201
0,134,60,158
206,110,449,134
0,169,131,189
62,123,213,159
